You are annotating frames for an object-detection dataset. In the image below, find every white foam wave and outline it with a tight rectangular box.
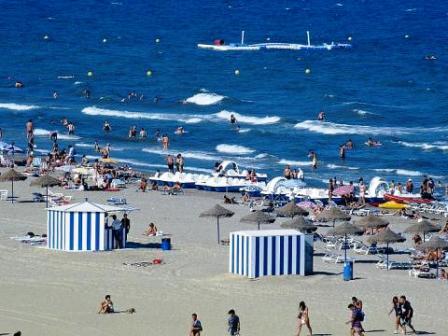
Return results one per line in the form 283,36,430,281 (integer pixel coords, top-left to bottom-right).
396,141,448,151
185,118,202,124
57,75,75,79
142,147,221,161
216,144,254,155
184,92,225,106
34,128,80,140
238,128,251,133
294,120,444,136
74,81,83,85
215,110,280,125
326,164,359,170
373,168,422,177
75,143,91,148
353,109,377,116
278,159,312,167
0,103,39,111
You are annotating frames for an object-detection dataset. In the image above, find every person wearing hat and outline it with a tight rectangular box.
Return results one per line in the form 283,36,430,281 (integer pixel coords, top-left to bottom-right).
405,179,413,193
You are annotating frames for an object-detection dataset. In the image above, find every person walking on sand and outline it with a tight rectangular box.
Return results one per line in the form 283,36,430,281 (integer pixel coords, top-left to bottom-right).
189,313,203,336
346,304,364,336
399,295,416,334
296,301,313,336
388,296,404,334
227,309,240,336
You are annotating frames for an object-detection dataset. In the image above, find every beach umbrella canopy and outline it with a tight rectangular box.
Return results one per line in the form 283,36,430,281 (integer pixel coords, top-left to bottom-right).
327,221,364,262
405,220,440,241
297,200,317,209
280,216,317,233
276,201,309,218
200,204,234,244
30,174,61,208
356,215,389,229
333,185,354,196
367,228,406,270
316,207,351,227
0,169,27,203
417,236,448,278
240,210,275,230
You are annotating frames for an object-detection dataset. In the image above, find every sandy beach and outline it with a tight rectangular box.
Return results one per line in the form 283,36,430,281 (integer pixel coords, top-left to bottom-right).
0,172,445,336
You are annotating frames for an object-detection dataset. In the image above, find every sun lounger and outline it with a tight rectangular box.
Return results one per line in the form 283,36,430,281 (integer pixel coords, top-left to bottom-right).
107,197,127,205
322,252,354,264
409,268,437,278
0,189,8,201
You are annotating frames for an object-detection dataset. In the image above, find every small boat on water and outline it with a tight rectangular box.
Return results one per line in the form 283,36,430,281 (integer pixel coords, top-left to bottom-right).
214,160,267,182
198,31,352,52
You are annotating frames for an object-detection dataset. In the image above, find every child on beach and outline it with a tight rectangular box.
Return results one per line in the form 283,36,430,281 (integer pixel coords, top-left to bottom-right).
388,296,403,334
98,295,114,314
189,313,203,336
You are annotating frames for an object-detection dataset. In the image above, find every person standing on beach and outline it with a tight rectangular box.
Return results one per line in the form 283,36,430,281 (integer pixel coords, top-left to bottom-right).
388,296,403,334
227,309,240,336
308,151,318,169
399,296,416,334
359,181,366,206
121,213,130,241
189,313,203,336
296,301,312,336
176,154,184,173
111,215,123,248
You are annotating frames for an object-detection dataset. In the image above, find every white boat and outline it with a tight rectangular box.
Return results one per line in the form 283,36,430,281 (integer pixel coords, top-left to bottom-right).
149,172,198,188
198,31,351,51
195,176,266,192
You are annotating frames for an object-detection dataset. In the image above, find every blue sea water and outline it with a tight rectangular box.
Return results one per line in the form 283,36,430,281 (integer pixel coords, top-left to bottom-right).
0,0,447,185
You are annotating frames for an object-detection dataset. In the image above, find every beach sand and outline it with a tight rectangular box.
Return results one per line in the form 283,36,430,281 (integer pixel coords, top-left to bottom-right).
0,175,445,335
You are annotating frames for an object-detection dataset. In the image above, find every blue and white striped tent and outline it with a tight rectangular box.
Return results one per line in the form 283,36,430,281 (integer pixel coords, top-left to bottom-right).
47,201,134,252
229,230,313,278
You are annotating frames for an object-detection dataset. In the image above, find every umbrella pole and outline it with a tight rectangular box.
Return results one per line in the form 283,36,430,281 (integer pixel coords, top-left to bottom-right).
344,234,347,262
11,178,14,204
333,219,335,228
216,217,220,244
258,222,260,230
386,243,389,271
46,185,49,208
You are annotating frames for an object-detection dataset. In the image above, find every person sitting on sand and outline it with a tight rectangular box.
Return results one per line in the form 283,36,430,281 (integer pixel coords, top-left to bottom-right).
98,295,114,314
145,223,158,236
139,178,147,192
412,233,422,246
224,195,237,204
440,269,448,280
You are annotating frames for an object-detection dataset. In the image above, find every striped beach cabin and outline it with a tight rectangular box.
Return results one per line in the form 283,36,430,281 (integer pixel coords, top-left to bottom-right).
229,230,313,278
47,201,131,252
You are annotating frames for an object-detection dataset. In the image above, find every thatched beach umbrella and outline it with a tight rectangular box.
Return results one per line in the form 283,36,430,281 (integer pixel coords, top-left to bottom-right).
276,201,309,218
30,174,61,208
240,210,275,230
417,236,448,278
368,228,406,270
316,207,351,227
280,216,317,233
356,215,389,229
405,220,440,241
200,204,234,244
327,222,364,262
0,169,27,204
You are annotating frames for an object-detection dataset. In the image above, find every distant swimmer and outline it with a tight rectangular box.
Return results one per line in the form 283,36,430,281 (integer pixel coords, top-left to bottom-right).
366,137,381,147
94,140,100,152
53,91,58,99
25,119,34,139
82,89,91,99
61,117,69,127
174,126,185,135
230,114,237,124
424,55,437,61
345,139,354,149
0,127,3,139
161,134,169,150
339,145,346,160
15,81,24,88
154,129,161,141
50,131,58,142
308,150,318,169
317,111,326,121
128,126,137,139
67,122,75,135
139,127,147,138
103,121,112,133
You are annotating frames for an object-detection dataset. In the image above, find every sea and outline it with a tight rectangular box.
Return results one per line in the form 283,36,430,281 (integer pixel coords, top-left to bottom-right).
1,0,447,186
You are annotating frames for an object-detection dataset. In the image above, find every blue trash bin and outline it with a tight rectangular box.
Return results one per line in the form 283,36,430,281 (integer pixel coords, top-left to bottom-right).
161,238,171,251
343,261,353,281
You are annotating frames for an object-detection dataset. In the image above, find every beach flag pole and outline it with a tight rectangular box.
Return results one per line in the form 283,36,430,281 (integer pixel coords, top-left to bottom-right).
306,31,311,47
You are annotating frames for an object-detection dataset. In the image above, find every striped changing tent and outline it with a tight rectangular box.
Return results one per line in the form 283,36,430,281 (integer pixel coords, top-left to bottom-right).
47,201,127,252
229,230,313,278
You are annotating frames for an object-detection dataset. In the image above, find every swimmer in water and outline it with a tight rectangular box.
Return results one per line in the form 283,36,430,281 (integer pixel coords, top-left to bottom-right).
139,128,147,138
154,129,161,141
15,81,24,88
50,131,58,142
308,151,318,169
161,134,169,150
424,55,437,61
230,114,237,124
82,89,91,99
94,140,100,152
25,119,34,139
128,126,137,139
53,91,58,99
346,139,354,149
67,122,75,135
61,117,69,127
103,121,111,133
366,137,380,147
339,145,346,160
317,111,325,121
175,126,184,135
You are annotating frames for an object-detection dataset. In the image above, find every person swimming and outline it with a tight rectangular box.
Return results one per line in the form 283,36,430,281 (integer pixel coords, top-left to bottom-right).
175,126,185,135
346,139,354,149
139,128,147,138
128,126,137,138
366,137,380,147
230,114,237,124
103,121,111,132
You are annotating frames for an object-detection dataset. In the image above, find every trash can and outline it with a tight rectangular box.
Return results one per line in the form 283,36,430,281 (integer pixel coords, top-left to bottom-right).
161,238,171,251
343,261,353,281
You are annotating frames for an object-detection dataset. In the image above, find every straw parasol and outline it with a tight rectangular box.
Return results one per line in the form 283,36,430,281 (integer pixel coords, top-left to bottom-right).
280,216,317,233
316,207,351,227
404,220,440,241
200,204,234,244
30,174,61,208
327,222,364,262
417,236,448,278
356,215,389,229
367,228,406,270
240,210,275,230
0,169,27,203
276,201,309,218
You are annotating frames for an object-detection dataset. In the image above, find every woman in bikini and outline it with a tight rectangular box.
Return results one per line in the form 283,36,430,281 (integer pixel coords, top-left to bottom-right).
296,301,313,336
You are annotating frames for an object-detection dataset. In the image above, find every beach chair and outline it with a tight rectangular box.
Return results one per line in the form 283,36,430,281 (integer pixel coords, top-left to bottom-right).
0,189,8,201
107,197,127,205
